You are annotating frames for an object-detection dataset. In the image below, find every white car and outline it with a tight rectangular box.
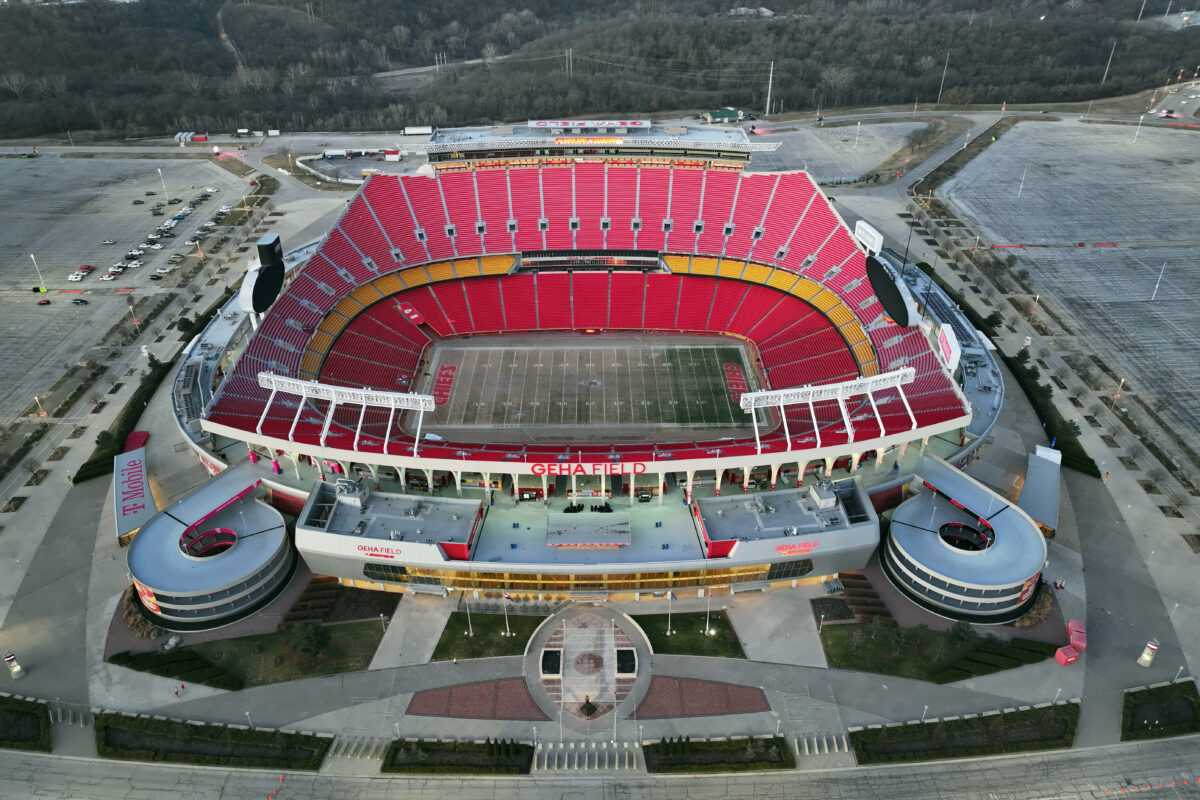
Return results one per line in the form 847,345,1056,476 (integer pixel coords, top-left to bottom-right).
202,221,216,228
219,205,233,213
205,187,218,192
155,267,172,274
101,239,115,245
128,260,143,268
68,273,84,282
147,233,161,240
100,273,117,281
129,248,145,256
149,243,164,250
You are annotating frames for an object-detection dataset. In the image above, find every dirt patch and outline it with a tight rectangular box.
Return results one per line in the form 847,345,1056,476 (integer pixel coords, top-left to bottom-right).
1160,506,1184,519
0,707,42,745
47,446,69,461
1181,534,1200,554
24,468,49,487
1,497,27,513
810,596,855,623
1139,480,1162,495
68,426,87,439
1118,457,1139,470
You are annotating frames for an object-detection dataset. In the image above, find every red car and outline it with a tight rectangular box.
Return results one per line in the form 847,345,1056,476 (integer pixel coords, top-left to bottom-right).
37,298,50,305
78,264,95,273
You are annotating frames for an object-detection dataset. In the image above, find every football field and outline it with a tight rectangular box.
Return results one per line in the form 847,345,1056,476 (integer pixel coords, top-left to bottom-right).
413,335,767,442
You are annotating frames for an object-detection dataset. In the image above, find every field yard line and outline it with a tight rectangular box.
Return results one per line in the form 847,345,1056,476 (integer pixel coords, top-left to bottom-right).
445,348,472,427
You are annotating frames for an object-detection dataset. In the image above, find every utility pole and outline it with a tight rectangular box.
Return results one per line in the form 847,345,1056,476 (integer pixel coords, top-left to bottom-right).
1100,40,1117,85
764,60,774,118
936,52,950,104
1137,0,1146,21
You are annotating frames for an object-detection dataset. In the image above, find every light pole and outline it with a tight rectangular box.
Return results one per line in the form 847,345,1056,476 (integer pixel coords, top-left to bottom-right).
558,707,564,745
1175,665,1185,682
638,723,643,744
532,725,538,747
1151,261,1167,301
244,710,254,729
29,254,46,292
157,167,168,196
819,613,825,634
394,721,400,738
1053,687,1062,704
1133,114,1145,143
921,704,929,722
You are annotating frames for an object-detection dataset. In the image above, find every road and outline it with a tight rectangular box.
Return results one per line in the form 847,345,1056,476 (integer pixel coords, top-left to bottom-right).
3,734,1200,799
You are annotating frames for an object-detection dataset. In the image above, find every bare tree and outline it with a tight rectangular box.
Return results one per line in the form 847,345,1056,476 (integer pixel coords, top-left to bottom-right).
181,72,205,98
0,70,29,97
905,124,935,152
21,456,39,476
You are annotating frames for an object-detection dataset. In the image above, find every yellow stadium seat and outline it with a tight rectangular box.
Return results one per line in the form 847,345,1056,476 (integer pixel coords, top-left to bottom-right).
810,290,839,314
826,304,855,328
298,352,322,378
689,257,719,276
308,331,335,354
661,255,691,273
350,285,383,306
742,263,771,285
717,260,743,279
399,267,429,287
426,262,456,283
333,297,363,318
480,255,515,275
790,279,819,302
767,270,799,293
374,273,405,296
454,259,482,278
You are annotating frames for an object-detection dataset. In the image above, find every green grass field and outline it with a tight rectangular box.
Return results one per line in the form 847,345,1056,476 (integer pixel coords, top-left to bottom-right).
423,341,764,435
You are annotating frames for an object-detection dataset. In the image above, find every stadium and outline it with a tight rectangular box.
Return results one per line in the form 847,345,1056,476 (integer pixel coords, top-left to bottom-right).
135,118,1025,623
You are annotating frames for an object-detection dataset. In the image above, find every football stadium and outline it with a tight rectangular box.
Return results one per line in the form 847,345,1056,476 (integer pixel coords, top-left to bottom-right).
131,118,1039,627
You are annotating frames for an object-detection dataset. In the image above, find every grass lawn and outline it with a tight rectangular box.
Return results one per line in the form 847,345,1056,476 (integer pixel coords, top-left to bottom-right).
1122,682,1200,741
430,612,545,661
187,621,385,687
820,621,1057,683
632,612,745,659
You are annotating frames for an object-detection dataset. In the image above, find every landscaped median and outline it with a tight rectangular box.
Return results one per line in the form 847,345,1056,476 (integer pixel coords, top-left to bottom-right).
380,738,533,774
850,702,1079,764
631,611,746,658
94,713,330,769
0,694,52,752
644,735,794,773
1121,680,1200,741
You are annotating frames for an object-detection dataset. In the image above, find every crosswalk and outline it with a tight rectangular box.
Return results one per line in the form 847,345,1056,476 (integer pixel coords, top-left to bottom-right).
327,735,389,760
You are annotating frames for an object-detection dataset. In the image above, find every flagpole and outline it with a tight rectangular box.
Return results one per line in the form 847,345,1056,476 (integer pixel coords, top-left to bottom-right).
465,591,474,637
503,593,512,637
704,588,711,635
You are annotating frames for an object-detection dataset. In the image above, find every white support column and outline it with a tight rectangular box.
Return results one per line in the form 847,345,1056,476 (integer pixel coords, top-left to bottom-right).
352,401,367,451
657,473,664,505
920,435,929,455
319,401,339,447
288,389,308,442
769,463,779,490
257,387,277,435
412,408,425,457
823,456,835,478
779,401,791,448
849,452,862,473
541,472,549,506
400,466,406,492
629,474,635,506
424,469,434,496
898,384,918,430
685,470,694,504
571,472,577,499
292,453,302,480
808,398,821,448
742,465,751,494
750,407,762,454
874,448,886,473
454,470,462,497
836,395,854,442
383,401,397,455
867,391,884,439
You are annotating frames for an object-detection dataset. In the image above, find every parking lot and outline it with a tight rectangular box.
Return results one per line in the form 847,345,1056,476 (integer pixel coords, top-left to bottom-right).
0,154,244,417
939,119,1200,452
747,121,928,180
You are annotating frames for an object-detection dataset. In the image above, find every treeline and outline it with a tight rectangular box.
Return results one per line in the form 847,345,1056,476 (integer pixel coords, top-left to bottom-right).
0,0,1196,139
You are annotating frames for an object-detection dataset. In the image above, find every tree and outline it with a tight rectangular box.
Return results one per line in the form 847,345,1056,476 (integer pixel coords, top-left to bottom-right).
95,430,117,451
948,620,976,648
905,124,935,152
0,70,28,97
21,456,39,476
290,623,331,654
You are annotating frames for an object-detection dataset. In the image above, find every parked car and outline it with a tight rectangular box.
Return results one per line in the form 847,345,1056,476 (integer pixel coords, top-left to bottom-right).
78,264,95,272
144,191,157,196
168,198,183,204
185,238,200,246
150,243,164,250
68,273,84,282
101,239,115,245
37,298,50,305
155,266,172,274
149,274,163,281
151,210,165,216
100,274,117,281
72,298,89,305
131,199,145,205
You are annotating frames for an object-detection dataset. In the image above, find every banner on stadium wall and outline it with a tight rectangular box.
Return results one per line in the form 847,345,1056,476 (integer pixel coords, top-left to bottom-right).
528,120,650,128
113,448,157,541
134,580,160,613
936,324,961,373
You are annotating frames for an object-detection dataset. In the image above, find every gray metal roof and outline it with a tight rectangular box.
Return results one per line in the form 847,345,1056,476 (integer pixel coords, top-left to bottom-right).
890,455,1046,587
1016,445,1062,531
127,464,287,595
